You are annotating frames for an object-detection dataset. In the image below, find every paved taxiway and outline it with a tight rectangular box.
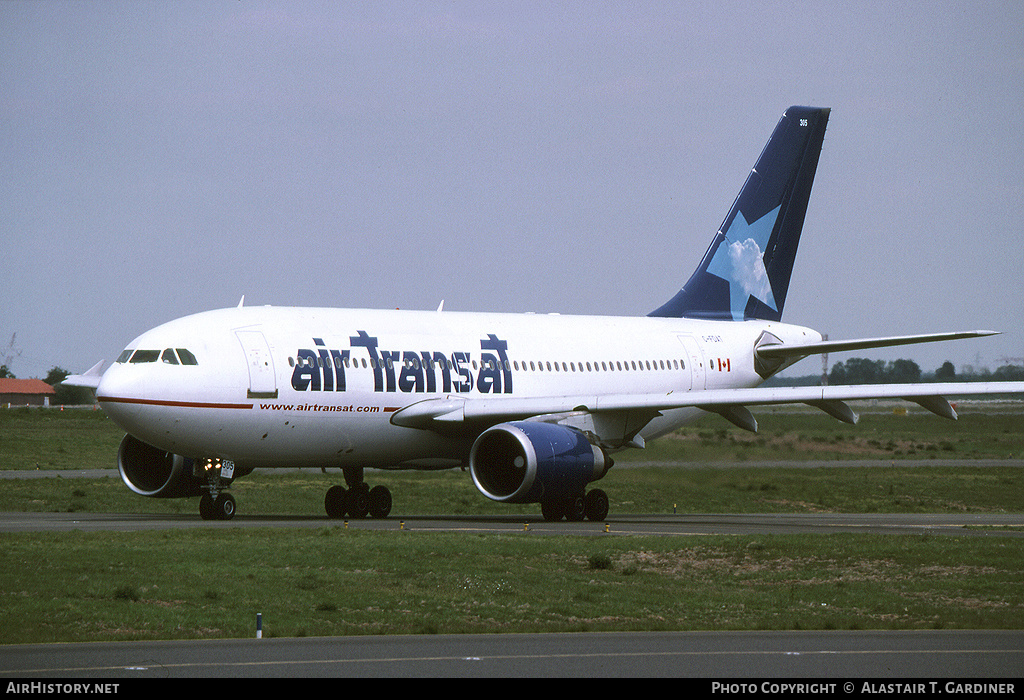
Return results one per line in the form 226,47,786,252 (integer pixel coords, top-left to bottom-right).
3,460,1024,538
2,630,1022,678
3,508,1022,677
2,509,1023,537
3,461,1021,677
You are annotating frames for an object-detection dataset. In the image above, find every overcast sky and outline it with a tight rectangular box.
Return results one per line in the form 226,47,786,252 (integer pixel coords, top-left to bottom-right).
3,1,1022,380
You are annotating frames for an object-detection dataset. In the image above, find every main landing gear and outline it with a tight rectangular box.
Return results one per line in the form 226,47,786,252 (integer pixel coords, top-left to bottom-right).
325,466,392,519
540,488,609,522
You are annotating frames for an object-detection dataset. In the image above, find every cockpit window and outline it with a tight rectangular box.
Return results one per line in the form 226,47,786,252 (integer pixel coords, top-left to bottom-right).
118,347,197,365
129,350,160,363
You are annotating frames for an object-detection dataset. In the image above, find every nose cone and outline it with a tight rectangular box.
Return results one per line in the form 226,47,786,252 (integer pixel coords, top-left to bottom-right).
95,362,151,434
96,362,146,399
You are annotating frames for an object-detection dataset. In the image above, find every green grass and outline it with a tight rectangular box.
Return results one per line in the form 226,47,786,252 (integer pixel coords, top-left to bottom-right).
1,404,1022,645
0,407,120,471
3,403,1023,472
3,465,1023,517
1,529,1022,644
617,404,1024,463
2,402,1020,517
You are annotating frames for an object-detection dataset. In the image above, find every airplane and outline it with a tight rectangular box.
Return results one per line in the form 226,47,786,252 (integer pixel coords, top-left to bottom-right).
64,106,1024,522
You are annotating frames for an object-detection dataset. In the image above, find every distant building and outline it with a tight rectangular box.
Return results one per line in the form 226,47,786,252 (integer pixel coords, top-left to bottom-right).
0,379,56,407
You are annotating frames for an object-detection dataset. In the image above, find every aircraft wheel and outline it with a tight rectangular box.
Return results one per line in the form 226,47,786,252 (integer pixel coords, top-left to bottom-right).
199,493,217,520
214,493,236,520
368,485,392,519
584,489,609,521
346,484,370,519
325,485,347,519
564,493,586,522
540,499,564,522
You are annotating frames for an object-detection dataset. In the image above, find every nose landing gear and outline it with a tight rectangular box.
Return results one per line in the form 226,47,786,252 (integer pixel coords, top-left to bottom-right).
198,458,236,521
199,491,236,520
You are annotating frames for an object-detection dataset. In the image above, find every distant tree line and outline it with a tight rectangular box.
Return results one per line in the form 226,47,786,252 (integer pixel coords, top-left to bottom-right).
829,358,922,384
767,358,1024,387
957,363,1024,382
823,358,1024,385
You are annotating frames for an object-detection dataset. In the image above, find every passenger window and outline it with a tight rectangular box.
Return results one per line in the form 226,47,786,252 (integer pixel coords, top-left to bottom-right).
161,349,179,365
176,349,198,365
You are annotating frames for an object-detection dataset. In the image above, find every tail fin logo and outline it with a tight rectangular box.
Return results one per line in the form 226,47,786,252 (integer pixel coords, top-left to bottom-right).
706,205,781,321
648,106,830,322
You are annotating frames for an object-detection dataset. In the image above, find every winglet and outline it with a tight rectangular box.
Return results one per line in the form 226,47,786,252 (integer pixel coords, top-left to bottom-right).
61,360,105,389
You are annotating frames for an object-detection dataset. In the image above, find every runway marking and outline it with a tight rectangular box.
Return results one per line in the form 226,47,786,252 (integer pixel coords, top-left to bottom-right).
5,647,1023,676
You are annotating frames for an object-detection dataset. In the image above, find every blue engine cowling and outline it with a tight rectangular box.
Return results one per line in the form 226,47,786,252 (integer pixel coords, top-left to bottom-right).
468,422,608,504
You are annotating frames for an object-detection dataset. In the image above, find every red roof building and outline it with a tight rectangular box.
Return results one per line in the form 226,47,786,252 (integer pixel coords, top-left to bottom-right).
0,379,57,407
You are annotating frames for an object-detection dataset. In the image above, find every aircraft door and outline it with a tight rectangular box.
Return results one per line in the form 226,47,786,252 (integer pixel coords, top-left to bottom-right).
236,330,278,399
677,335,706,391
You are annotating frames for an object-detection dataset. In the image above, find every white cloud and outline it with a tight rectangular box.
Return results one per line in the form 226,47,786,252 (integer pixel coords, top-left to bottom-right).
728,238,775,309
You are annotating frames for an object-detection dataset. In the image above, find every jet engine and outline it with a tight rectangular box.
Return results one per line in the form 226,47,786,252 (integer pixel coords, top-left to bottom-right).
468,421,608,504
117,434,204,498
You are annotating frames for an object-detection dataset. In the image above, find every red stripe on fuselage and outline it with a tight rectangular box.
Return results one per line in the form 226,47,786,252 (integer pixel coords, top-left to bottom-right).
98,396,253,410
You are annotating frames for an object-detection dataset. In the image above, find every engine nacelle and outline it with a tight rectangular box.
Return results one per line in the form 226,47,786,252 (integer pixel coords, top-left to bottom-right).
469,422,608,504
117,434,204,498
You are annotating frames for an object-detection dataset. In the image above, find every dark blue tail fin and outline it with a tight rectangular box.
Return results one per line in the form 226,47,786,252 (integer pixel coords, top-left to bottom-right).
649,106,830,321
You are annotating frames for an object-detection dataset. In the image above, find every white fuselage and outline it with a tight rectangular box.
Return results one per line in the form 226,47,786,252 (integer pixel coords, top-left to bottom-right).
95,305,822,469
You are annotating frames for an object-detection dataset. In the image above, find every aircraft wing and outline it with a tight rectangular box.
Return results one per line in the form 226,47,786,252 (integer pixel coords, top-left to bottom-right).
61,360,105,389
392,381,1024,442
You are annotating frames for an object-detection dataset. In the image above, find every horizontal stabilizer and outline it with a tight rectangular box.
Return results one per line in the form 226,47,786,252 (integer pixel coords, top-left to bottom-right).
756,330,1000,360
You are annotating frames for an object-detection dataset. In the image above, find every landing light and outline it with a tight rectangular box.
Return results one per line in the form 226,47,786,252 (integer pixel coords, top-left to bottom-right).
200,457,222,473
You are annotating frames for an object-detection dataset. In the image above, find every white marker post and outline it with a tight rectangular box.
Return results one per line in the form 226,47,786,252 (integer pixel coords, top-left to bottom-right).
256,612,262,639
